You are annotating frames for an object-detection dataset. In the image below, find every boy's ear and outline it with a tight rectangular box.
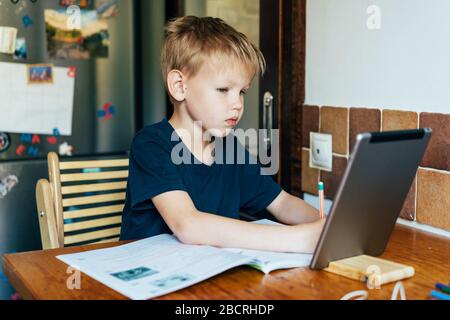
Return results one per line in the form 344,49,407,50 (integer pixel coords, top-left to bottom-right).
167,70,187,102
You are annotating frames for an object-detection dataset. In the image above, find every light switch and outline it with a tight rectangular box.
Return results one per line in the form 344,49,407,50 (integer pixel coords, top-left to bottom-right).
310,132,332,171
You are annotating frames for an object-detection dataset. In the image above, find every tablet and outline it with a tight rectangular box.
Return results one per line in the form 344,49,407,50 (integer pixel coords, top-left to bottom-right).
310,128,432,270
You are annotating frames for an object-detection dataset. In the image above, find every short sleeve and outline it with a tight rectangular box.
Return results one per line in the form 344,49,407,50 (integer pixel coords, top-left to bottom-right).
128,135,187,211
239,150,282,214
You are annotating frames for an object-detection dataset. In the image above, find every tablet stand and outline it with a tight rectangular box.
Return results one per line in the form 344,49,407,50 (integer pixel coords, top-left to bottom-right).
324,255,414,286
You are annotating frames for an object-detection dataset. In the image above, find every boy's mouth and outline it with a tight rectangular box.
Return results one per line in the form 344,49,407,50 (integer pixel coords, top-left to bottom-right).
225,117,238,126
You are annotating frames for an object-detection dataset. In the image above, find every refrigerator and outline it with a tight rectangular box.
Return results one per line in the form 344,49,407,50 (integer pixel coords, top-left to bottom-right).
0,0,137,299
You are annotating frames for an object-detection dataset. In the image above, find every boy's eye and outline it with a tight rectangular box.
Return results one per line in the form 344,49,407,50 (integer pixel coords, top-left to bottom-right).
216,88,247,96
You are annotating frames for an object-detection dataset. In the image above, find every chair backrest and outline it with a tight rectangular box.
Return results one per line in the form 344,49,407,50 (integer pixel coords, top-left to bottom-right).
36,152,128,249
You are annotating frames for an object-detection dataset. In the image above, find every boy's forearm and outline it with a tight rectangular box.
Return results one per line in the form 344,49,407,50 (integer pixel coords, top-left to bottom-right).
178,211,320,253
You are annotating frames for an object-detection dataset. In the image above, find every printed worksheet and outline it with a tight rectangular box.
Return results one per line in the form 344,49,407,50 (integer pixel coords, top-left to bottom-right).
57,234,254,300
56,219,313,300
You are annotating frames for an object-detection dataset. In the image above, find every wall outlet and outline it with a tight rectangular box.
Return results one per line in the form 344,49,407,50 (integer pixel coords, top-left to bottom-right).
310,132,333,171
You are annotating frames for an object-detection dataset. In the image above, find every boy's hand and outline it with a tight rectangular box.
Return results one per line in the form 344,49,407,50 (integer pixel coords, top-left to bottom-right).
308,218,327,250
292,218,326,253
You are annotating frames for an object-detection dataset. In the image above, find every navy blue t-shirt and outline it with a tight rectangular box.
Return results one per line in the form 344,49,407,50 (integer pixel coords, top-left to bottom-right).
120,118,282,240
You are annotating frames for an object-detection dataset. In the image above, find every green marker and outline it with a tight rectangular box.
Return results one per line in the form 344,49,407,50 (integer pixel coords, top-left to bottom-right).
436,283,450,294
318,181,324,219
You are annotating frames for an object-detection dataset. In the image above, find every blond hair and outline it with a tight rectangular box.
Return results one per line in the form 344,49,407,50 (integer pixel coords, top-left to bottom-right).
161,16,265,101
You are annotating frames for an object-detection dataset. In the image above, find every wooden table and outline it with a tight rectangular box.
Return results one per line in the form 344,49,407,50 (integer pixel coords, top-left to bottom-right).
3,224,449,300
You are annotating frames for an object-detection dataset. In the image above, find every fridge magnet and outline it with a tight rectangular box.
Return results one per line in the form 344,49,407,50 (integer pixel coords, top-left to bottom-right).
53,127,61,136
20,133,32,143
96,0,119,19
108,105,116,115
27,64,54,84
67,66,76,77
31,133,40,144
27,145,38,157
15,144,26,156
13,37,27,60
22,15,33,28
45,8,109,60
0,175,19,199
0,26,18,54
59,0,93,9
46,136,57,145
98,102,116,120
0,132,11,153
59,141,73,156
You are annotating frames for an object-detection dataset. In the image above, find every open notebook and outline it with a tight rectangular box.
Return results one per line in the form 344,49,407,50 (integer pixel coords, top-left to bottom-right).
57,219,312,300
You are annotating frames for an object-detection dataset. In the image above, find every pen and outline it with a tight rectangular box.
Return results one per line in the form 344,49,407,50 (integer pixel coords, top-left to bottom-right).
430,290,450,300
436,283,450,294
318,181,324,219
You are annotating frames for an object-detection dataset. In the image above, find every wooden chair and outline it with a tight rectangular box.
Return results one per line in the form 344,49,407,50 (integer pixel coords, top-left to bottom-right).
36,152,129,249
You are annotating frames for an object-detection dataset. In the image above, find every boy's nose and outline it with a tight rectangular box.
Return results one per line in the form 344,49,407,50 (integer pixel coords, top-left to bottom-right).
232,99,243,111
232,103,242,111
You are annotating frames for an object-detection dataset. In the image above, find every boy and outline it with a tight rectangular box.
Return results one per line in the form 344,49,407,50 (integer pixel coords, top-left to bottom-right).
120,16,325,253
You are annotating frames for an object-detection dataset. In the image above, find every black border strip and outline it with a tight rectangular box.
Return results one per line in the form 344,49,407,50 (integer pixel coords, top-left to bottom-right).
369,129,429,143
